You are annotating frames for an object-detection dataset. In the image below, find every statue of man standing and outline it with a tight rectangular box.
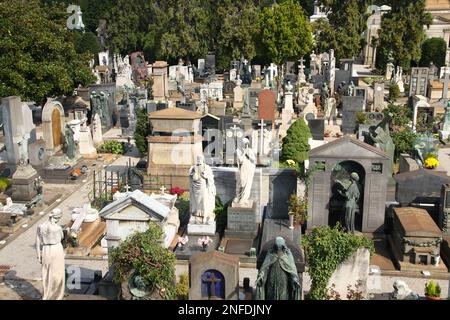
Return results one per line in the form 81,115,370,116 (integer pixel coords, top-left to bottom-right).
256,237,301,300
36,208,65,300
234,138,256,206
189,155,216,224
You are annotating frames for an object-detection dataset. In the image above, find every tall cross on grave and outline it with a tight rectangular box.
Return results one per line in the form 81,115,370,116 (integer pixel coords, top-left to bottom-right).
203,273,222,299
440,70,450,105
257,120,265,161
160,185,166,195
298,57,305,70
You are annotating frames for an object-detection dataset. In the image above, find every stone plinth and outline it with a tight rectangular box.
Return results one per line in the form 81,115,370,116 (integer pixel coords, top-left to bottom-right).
187,221,216,236
225,200,258,239
11,164,38,202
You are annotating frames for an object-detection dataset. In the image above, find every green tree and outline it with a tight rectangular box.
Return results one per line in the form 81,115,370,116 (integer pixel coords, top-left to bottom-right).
282,118,312,163
313,0,369,60
419,37,448,69
382,104,412,132
134,107,152,155
376,0,432,70
156,0,211,62
0,0,95,104
258,0,313,64
74,31,101,55
213,0,260,70
110,222,176,299
106,0,150,57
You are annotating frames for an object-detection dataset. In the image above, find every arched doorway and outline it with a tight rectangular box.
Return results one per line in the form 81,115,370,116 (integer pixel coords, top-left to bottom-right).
201,269,225,300
52,109,62,148
328,161,365,232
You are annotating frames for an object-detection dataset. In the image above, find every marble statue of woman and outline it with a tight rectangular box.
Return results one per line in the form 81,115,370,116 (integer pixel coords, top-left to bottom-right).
189,155,216,224
36,208,65,300
234,138,256,206
256,237,301,300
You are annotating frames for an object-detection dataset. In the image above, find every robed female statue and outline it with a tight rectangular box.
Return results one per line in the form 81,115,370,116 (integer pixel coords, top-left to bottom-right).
256,237,301,300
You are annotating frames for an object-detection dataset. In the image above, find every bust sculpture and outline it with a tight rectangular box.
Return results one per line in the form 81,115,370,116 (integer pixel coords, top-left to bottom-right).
285,81,294,94
234,138,256,206
335,172,361,233
35,208,65,300
256,237,301,300
189,155,216,224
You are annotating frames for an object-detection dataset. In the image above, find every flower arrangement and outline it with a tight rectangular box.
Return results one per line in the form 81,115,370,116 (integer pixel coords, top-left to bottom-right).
285,159,296,168
197,236,213,251
424,157,439,169
177,235,189,246
170,187,186,196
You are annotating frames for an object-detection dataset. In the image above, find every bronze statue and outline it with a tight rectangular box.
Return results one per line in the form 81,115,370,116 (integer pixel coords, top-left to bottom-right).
336,172,361,233
64,125,76,159
256,237,301,300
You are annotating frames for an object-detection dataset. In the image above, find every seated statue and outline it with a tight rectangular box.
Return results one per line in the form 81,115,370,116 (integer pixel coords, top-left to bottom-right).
256,237,301,300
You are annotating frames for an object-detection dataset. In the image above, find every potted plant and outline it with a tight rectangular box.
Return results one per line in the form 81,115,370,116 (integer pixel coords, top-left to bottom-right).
288,194,308,231
197,236,213,252
425,281,441,300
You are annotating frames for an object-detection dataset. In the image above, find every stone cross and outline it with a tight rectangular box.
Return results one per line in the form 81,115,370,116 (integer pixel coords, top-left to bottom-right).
267,64,277,82
440,71,450,105
257,120,265,159
160,185,166,194
203,273,221,298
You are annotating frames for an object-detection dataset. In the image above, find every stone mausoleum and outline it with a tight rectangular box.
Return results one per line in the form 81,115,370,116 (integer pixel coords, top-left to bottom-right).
307,136,389,233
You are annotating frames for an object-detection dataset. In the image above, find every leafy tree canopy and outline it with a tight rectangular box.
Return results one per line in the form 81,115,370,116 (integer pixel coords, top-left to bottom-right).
376,0,432,70
0,0,95,104
259,0,313,65
419,37,448,69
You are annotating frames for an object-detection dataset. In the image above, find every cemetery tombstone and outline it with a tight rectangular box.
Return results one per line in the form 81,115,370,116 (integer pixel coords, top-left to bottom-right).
1,96,37,166
409,67,429,97
373,82,385,112
130,52,148,83
307,136,389,233
258,90,276,122
341,96,365,134
41,99,66,156
189,251,239,300
308,119,325,141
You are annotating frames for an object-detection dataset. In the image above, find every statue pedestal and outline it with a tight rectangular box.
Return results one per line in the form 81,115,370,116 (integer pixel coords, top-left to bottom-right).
11,164,38,202
439,130,450,141
187,221,216,236
225,200,258,239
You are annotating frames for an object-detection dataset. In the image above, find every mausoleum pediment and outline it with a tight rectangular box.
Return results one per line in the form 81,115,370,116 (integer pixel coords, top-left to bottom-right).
309,136,389,160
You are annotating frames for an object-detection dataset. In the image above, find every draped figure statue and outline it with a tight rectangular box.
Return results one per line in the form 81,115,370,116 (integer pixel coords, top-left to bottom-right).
256,237,301,300
234,138,256,206
189,155,216,224
36,208,65,300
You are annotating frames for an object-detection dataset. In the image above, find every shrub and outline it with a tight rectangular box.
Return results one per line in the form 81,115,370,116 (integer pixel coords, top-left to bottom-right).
356,112,367,125
420,38,447,68
389,84,400,102
282,118,311,163
175,273,189,300
0,178,11,192
425,281,441,298
109,222,176,299
134,107,152,155
302,224,374,300
98,140,125,154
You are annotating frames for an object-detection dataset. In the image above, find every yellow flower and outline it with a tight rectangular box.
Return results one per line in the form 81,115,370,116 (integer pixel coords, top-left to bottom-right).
286,160,296,167
424,157,439,169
